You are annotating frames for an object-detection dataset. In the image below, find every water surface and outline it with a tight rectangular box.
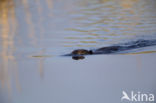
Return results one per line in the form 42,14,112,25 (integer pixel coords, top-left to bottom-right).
0,0,156,103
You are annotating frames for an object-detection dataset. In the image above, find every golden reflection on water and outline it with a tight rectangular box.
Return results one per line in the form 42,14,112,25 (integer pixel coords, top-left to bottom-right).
0,0,156,98
34,49,46,78
0,0,54,95
64,0,156,47
21,0,37,46
122,51,156,55
120,0,139,9
0,0,20,95
118,0,140,34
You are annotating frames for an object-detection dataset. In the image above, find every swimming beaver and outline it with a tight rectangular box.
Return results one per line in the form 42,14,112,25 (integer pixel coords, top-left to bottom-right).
66,39,156,60
69,49,92,60
69,46,122,60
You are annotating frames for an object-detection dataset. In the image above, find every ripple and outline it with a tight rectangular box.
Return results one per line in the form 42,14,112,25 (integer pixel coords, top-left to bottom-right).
64,0,156,48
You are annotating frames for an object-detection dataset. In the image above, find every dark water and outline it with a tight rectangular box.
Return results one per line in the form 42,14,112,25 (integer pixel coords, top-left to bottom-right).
0,0,156,103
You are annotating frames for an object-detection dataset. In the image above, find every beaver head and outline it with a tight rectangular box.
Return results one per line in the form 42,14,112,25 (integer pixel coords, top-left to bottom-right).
71,49,93,55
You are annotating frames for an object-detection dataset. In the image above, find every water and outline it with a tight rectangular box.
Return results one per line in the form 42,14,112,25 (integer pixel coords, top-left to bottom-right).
0,0,156,103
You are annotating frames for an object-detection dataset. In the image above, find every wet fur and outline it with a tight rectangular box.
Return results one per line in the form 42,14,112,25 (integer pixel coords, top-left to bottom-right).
65,39,156,60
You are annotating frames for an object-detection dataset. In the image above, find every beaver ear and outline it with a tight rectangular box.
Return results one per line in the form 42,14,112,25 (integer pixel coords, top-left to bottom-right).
89,50,93,54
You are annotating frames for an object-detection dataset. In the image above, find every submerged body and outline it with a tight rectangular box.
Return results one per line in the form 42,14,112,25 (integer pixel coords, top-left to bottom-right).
65,39,156,60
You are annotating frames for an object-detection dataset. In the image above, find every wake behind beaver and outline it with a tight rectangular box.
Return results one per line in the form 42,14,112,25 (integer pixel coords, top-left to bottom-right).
64,39,156,60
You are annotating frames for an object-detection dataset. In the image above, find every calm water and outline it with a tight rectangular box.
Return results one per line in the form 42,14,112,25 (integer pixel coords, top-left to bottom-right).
0,0,156,103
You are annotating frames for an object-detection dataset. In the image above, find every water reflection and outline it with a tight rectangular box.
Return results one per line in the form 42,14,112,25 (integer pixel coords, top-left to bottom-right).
36,49,46,78
64,0,156,48
21,0,37,46
0,0,20,95
123,50,156,55
0,0,54,96
0,0,156,102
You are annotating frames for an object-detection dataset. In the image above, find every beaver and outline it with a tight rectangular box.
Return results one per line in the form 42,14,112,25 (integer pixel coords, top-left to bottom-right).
70,46,121,60
63,49,93,60
66,39,156,60
69,49,92,60
70,46,121,56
